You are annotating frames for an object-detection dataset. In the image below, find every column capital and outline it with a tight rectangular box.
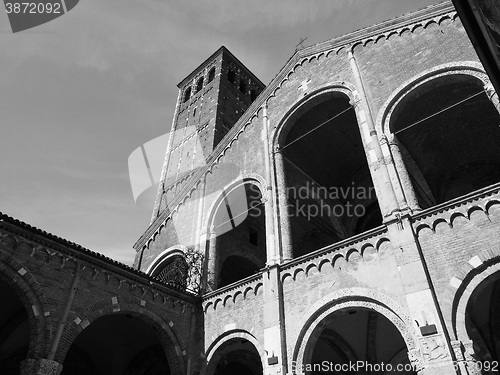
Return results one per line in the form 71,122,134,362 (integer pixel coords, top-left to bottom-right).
484,82,500,112
450,339,464,359
484,81,495,94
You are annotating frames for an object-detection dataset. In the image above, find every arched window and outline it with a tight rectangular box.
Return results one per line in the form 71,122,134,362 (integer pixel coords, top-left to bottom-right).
208,67,216,83
227,70,235,84
183,87,191,103
209,182,267,289
239,80,246,94
389,74,500,208
196,77,204,93
152,255,189,289
279,92,381,258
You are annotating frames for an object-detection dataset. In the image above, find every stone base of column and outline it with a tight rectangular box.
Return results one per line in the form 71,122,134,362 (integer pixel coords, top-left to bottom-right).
20,358,63,375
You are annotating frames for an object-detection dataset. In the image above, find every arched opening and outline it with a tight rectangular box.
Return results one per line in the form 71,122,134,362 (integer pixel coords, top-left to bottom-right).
183,87,191,103
208,67,216,83
304,307,414,375
390,75,500,208
0,279,29,374
465,272,500,367
239,80,247,94
151,254,189,290
207,338,262,375
227,70,236,84
212,183,266,289
196,77,204,93
280,92,381,258
62,314,171,375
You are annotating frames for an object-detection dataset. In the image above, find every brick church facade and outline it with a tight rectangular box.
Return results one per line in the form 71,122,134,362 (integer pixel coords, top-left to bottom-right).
2,2,500,374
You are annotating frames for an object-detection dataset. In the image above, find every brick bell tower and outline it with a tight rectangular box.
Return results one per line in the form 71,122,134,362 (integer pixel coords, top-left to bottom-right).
151,46,265,221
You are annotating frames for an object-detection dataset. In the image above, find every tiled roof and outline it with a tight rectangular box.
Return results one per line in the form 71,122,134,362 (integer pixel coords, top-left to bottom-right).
0,211,198,301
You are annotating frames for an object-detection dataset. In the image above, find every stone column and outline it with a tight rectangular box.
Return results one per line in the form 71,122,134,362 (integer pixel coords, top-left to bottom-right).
385,135,421,212
484,82,500,113
273,149,293,261
264,195,278,265
462,340,482,375
204,226,217,291
450,340,472,375
347,50,400,220
262,104,278,265
263,265,287,375
380,135,409,212
21,358,63,375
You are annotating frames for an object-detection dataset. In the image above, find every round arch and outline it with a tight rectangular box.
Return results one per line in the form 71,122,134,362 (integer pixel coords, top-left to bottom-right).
202,330,265,375
0,244,49,360
204,176,267,289
58,301,186,375
203,174,266,233
270,83,384,257
453,259,500,342
376,61,489,139
146,245,189,275
375,61,500,209
292,288,419,372
271,83,358,150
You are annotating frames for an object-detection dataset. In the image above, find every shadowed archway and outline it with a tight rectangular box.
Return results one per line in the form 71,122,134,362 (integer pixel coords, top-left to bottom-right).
304,308,415,375
0,278,30,374
278,91,382,258
389,74,500,208
465,272,500,369
210,182,267,289
205,337,263,375
62,314,171,375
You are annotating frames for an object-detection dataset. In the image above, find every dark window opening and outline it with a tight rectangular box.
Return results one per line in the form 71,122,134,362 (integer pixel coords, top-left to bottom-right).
239,80,247,94
228,70,236,84
196,77,204,93
249,228,258,246
208,67,216,83
183,87,191,102
250,89,257,101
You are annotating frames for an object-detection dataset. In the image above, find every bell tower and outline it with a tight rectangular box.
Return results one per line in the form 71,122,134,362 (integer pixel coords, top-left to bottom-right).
151,46,265,221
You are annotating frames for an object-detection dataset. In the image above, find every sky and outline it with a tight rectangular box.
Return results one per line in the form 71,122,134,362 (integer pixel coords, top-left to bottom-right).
0,0,441,266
